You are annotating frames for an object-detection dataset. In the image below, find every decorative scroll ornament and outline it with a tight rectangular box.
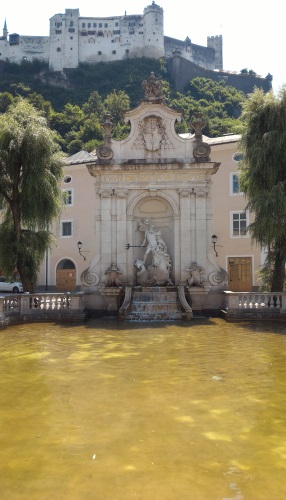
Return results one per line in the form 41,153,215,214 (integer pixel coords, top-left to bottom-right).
193,143,211,161
96,113,114,160
97,146,114,160
142,72,163,102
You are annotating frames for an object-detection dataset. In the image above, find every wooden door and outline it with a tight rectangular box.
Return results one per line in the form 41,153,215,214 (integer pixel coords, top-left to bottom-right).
56,269,76,291
228,257,252,292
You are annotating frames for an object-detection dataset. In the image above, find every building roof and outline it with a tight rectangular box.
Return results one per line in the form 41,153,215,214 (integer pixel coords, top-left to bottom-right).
65,150,97,165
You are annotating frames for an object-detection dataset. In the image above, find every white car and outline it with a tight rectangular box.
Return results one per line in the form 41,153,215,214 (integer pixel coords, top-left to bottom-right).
0,277,23,293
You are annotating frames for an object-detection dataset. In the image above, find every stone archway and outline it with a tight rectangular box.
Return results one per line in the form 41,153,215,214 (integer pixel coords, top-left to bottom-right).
56,259,76,291
131,195,176,284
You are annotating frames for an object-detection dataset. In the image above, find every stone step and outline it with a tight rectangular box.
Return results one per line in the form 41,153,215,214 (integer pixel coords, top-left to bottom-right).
126,311,183,321
132,292,178,303
130,303,181,313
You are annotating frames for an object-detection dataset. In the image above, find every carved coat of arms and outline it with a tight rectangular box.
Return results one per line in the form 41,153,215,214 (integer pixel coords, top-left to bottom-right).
142,116,164,152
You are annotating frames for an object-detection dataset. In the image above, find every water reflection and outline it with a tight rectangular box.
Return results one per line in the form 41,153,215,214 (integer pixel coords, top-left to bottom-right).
0,318,285,499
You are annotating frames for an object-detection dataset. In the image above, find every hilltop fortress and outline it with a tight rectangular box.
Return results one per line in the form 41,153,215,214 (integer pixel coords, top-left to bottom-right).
0,2,272,93
0,2,222,72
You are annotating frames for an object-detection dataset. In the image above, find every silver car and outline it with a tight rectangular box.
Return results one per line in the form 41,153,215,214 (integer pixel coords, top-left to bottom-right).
0,276,23,293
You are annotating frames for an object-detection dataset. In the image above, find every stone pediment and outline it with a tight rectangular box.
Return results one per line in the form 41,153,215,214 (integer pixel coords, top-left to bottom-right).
94,74,212,166
109,100,196,162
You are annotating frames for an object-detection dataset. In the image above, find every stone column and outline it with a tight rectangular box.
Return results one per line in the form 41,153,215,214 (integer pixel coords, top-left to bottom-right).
179,189,191,282
94,183,101,258
126,214,134,285
195,188,208,268
115,189,129,276
99,189,113,271
190,189,196,262
173,214,180,284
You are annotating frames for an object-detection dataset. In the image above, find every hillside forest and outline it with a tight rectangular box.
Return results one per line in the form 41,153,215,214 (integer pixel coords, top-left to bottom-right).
0,58,246,155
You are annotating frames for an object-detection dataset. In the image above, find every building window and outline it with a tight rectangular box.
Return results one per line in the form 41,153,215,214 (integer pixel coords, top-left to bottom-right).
231,211,249,237
82,23,86,28
61,220,73,237
104,23,108,28
230,173,242,195
125,49,129,54
233,152,243,162
56,30,62,34
70,21,74,27
64,175,72,184
93,23,97,28
63,189,73,206
68,28,75,33
98,31,103,37
88,30,95,35
88,23,91,28
99,23,102,28
114,30,120,35
98,51,102,55
56,47,61,52
115,22,119,27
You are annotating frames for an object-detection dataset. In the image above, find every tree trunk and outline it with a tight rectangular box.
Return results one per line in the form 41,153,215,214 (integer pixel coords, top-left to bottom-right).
271,252,286,292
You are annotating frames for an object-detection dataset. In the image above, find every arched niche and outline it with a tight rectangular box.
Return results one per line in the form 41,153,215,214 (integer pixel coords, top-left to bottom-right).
132,195,175,271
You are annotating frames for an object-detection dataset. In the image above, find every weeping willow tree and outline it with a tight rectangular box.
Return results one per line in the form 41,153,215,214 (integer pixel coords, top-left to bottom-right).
240,87,286,291
0,99,65,292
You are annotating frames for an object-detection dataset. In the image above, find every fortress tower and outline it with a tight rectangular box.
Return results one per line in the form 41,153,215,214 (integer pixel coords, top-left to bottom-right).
143,2,164,59
207,35,223,70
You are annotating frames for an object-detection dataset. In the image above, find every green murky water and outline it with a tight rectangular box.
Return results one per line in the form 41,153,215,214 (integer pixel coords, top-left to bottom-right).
0,318,285,500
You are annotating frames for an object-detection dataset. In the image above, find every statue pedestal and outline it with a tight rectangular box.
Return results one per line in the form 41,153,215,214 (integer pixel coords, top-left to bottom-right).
99,287,123,314
187,287,210,311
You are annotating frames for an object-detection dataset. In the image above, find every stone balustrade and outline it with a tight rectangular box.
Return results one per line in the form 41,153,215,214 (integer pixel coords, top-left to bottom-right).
0,292,86,328
223,291,286,320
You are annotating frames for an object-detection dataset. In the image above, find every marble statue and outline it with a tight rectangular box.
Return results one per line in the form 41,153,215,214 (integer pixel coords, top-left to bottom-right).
186,262,205,287
103,262,122,287
135,219,173,286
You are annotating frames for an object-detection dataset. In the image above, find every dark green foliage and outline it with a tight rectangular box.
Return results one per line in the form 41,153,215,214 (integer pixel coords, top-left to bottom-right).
0,99,65,291
0,58,247,153
240,87,286,291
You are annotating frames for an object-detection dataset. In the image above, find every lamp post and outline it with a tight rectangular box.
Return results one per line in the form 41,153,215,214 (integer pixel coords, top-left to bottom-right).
77,241,88,260
211,235,218,257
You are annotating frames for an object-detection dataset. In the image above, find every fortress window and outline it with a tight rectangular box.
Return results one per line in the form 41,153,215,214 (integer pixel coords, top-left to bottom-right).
82,23,86,28
88,31,95,35
104,23,108,28
70,37,73,39
56,30,62,34
56,47,61,52
98,31,103,37
93,23,97,27
70,21,74,27
129,30,134,35
98,51,102,55
139,32,143,34
112,50,116,54
88,23,91,28
99,23,102,28
125,49,129,54
115,22,119,27
81,30,88,36
56,22,62,27
114,30,120,34
68,28,75,33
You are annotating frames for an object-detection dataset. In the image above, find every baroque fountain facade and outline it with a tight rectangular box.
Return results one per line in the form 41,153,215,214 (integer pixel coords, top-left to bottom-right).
80,73,228,319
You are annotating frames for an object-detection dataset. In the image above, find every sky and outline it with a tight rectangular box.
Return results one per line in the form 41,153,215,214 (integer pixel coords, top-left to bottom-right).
2,0,284,93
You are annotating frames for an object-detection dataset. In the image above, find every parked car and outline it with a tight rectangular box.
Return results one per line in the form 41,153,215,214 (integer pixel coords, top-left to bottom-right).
0,276,23,293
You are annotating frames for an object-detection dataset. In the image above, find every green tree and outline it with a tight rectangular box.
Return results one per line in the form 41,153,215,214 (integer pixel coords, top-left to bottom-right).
0,99,65,292
239,87,286,291
104,90,130,124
